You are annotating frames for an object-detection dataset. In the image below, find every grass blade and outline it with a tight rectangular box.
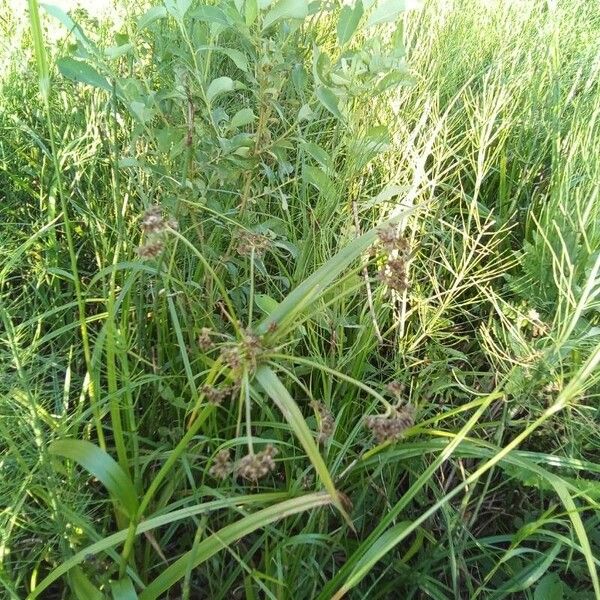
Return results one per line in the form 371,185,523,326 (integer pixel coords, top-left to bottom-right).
254,365,352,524
139,492,333,600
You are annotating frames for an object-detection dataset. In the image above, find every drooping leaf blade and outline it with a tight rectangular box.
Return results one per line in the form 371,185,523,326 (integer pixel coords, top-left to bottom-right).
206,76,235,102
316,86,343,119
49,439,138,518
254,366,351,523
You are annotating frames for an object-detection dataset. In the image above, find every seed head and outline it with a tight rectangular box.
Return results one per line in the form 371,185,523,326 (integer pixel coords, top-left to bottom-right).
210,449,232,479
386,381,405,398
365,405,414,444
136,239,165,260
378,226,410,255
311,400,335,444
201,384,234,405
220,346,243,372
236,230,271,258
235,445,278,482
198,327,214,351
378,257,409,292
141,205,165,234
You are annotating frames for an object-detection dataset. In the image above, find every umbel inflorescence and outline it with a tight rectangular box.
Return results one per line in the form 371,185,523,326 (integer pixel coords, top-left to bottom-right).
377,224,411,293
136,204,178,259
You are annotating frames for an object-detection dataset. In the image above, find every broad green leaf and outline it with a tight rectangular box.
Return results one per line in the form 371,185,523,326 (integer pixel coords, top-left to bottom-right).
49,439,138,518
262,0,308,30
57,57,111,92
26,493,286,600
230,107,256,129
316,86,343,119
165,0,192,20
254,366,350,524
218,47,249,72
111,577,138,600
337,1,364,45
534,573,564,600
298,103,314,122
304,165,334,192
301,142,332,170
137,6,167,29
206,76,235,102
190,5,232,26
139,493,333,600
105,43,133,60
374,69,410,94
366,0,422,27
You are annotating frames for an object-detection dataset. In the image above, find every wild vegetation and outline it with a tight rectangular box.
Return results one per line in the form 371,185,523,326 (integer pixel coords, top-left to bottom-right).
1,0,599,598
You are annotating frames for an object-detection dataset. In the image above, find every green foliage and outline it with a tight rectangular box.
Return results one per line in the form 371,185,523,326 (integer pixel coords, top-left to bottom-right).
1,0,600,598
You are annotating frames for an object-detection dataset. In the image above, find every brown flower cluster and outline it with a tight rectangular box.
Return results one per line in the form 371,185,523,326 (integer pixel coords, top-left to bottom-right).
235,445,278,482
141,205,164,234
386,381,405,398
201,384,237,405
311,400,335,444
136,239,164,260
218,330,264,377
377,225,410,293
136,205,178,260
236,230,271,258
209,445,279,482
219,346,243,372
209,449,232,479
198,327,214,351
365,405,415,443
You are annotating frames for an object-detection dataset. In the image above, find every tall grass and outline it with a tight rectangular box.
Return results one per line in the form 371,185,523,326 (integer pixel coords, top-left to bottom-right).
1,0,599,598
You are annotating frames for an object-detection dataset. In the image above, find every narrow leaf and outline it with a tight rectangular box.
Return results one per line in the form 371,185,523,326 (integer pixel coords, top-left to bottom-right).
492,544,562,596
41,3,98,55
256,210,412,336
255,366,350,523
25,493,286,600
68,566,103,600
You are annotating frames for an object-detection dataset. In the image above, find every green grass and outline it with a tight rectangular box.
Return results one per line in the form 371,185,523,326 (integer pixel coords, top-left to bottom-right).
1,0,599,598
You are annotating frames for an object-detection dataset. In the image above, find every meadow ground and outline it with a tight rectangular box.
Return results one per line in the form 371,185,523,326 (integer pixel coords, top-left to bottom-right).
1,0,599,598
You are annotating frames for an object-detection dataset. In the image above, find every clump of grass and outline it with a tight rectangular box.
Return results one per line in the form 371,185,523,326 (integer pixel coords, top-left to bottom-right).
1,0,599,598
